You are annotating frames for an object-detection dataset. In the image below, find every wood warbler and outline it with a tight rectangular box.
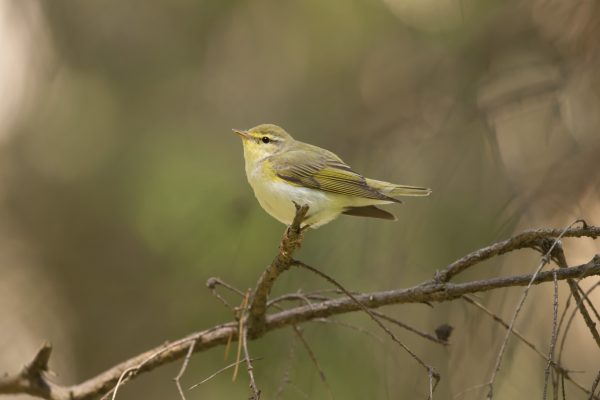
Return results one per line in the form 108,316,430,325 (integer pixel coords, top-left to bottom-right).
234,124,431,228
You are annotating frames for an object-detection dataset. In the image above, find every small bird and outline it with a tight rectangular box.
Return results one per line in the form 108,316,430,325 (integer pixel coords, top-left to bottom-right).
234,124,431,228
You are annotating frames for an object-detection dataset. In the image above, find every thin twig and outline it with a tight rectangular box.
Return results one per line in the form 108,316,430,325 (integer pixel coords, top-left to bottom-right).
453,383,489,399
463,295,549,360
109,367,135,400
463,294,589,394
266,259,600,332
590,368,600,400
543,271,559,400
557,282,600,367
291,325,334,400
242,326,261,399
189,358,262,390
247,203,309,337
293,260,440,399
554,246,600,349
435,220,598,282
486,222,578,399
268,292,330,309
205,278,247,363
109,345,180,400
288,381,311,399
369,310,448,345
232,290,250,382
274,333,298,400
2,226,599,400
173,340,196,400
206,277,245,310
463,293,597,399
577,285,600,323
312,318,384,344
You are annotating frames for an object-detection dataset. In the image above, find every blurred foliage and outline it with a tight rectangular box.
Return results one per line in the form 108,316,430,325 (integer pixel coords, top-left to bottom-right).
1,0,599,398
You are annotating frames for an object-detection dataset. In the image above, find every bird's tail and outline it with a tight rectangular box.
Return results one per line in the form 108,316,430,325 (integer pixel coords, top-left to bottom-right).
366,179,432,197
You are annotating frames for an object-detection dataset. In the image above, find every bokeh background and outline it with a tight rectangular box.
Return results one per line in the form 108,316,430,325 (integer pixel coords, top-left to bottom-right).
1,0,599,398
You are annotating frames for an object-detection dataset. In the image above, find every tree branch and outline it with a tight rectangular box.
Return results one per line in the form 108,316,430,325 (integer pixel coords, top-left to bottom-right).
247,203,309,336
434,221,600,282
554,244,600,348
268,257,600,329
1,219,599,400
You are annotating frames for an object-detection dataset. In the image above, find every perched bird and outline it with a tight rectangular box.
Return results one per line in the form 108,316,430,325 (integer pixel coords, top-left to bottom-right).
234,124,431,228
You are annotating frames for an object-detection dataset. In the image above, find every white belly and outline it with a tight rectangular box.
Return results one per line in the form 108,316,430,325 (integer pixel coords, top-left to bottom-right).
245,161,388,228
250,177,342,228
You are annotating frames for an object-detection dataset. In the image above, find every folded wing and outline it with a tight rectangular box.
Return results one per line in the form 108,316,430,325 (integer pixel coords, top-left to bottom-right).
270,149,399,202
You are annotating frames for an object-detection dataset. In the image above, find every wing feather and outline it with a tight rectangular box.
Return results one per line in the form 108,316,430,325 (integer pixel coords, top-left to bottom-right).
270,149,398,202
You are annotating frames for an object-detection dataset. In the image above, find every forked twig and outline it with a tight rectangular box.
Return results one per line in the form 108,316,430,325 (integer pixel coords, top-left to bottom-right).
174,340,197,400
206,277,245,311
463,291,597,398
108,345,179,400
435,220,599,283
486,221,578,399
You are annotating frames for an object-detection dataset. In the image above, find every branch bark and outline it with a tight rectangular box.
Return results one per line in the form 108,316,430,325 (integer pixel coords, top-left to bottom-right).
554,244,600,348
1,219,599,400
247,203,309,336
434,221,600,282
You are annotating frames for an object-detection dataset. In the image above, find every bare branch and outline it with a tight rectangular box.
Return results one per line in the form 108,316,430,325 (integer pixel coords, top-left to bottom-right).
241,326,260,399
292,260,440,398
554,245,600,348
1,221,599,400
173,340,196,400
462,295,597,398
267,257,600,329
206,277,245,311
434,221,599,283
557,282,600,366
232,290,250,382
0,342,52,399
247,203,309,336
486,222,578,399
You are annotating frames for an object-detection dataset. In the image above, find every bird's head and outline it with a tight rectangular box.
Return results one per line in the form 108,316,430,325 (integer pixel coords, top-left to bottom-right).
233,124,294,162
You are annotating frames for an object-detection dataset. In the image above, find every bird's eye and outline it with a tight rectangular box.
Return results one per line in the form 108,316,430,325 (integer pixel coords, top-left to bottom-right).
261,136,270,144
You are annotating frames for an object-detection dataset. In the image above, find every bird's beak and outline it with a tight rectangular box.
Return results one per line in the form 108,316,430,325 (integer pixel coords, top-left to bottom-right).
232,129,251,140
